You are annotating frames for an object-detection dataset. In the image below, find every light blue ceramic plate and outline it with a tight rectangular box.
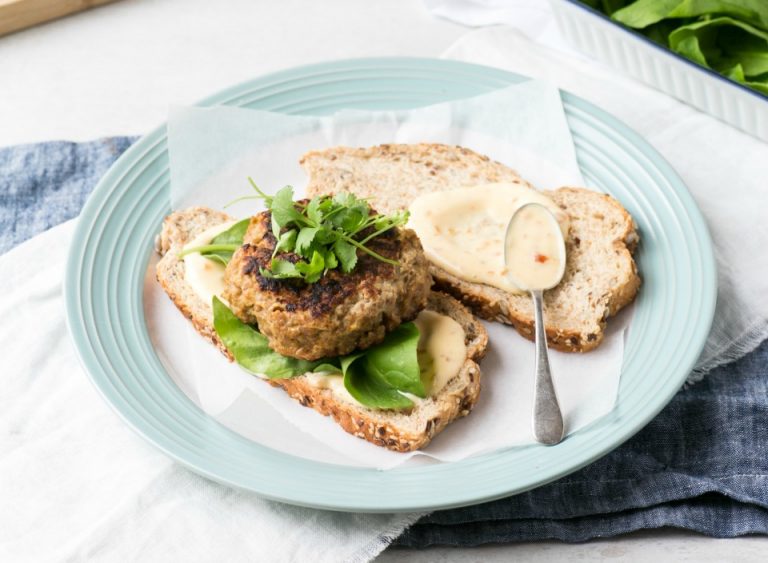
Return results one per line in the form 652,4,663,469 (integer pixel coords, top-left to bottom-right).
64,58,716,513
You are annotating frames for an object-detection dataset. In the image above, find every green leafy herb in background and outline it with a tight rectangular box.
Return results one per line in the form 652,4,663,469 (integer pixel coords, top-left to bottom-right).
581,0,768,95
213,297,424,409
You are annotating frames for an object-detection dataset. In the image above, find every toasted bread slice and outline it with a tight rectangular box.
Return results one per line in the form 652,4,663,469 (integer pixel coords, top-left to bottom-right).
301,144,640,353
156,207,488,452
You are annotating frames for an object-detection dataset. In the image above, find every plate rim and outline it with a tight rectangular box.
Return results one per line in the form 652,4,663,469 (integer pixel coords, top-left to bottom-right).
64,57,717,513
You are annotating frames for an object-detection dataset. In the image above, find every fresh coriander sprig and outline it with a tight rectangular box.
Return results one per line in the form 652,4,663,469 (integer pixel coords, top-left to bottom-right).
242,178,408,284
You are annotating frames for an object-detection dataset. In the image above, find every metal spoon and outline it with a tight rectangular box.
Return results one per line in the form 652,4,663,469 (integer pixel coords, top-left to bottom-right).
504,203,567,445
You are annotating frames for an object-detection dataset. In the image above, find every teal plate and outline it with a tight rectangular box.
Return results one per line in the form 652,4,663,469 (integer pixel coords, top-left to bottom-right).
64,58,716,513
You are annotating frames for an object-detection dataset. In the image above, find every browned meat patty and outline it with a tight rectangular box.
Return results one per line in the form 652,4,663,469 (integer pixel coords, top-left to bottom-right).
223,209,433,361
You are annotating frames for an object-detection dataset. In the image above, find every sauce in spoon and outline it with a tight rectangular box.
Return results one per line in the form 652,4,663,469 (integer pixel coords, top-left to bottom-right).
504,203,567,445
504,203,566,291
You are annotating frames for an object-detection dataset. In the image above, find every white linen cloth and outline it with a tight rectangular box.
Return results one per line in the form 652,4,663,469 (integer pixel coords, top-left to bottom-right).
426,1,768,379
0,222,421,562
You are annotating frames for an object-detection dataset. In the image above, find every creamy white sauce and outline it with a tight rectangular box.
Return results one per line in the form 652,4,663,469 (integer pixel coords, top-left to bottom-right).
304,311,466,406
413,310,466,396
182,221,237,306
303,371,358,403
408,183,569,294
504,203,566,290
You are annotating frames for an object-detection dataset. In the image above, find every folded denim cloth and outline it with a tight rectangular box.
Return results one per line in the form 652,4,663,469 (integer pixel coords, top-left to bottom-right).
3,138,766,547
396,341,768,545
0,137,136,255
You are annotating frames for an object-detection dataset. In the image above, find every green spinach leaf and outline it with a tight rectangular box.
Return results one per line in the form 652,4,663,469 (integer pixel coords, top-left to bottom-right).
178,218,249,265
343,361,415,410
212,297,318,378
613,1,768,31
213,299,424,410
203,218,250,265
339,322,424,409
585,0,768,95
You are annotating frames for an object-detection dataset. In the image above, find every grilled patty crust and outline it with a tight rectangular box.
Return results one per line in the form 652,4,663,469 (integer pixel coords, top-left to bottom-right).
223,208,433,360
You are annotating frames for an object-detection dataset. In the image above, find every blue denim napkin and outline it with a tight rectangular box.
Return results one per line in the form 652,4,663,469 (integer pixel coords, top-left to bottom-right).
0,137,137,254
3,138,766,545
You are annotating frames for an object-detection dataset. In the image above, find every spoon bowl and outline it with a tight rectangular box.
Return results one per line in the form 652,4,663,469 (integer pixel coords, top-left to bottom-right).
504,203,567,445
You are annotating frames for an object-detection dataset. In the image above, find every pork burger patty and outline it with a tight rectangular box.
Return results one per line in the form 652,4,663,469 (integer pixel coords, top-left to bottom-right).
223,209,433,361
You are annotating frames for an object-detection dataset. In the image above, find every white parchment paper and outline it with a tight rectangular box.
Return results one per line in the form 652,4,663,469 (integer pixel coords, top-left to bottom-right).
146,81,631,469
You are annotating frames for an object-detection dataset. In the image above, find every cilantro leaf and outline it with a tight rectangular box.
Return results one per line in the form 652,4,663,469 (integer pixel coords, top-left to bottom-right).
295,250,325,283
295,227,319,255
322,247,338,270
243,181,407,283
333,239,358,273
306,197,324,224
270,186,304,227
262,259,301,279
274,229,297,255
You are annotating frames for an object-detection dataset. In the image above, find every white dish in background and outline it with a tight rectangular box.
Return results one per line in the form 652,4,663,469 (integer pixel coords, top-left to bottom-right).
549,0,768,142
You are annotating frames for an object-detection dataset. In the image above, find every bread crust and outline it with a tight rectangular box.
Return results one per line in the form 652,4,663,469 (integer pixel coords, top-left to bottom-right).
156,208,488,452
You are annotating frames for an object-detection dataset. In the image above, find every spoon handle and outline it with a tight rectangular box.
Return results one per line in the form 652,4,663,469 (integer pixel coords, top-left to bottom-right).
531,289,564,445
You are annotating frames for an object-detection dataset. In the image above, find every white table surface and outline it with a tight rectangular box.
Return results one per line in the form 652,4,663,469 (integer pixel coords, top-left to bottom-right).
1,0,762,560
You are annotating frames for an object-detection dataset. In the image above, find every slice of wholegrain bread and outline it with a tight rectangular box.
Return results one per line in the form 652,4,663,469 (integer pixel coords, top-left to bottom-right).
301,143,641,352
156,207,488,452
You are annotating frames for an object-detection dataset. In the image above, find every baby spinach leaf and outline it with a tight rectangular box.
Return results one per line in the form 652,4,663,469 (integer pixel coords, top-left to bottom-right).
343,361,415,410
361,323,425,397
211,218,250,246
584,0,631,15
213,300,424,410
312,362,342,374
613,1,768,31
179,218,249,266
612,0,687,28
673,33,709,65
339,322,423,409
668,16,768,86
212,297,318,378
591,0,768,95
720,44,768,76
